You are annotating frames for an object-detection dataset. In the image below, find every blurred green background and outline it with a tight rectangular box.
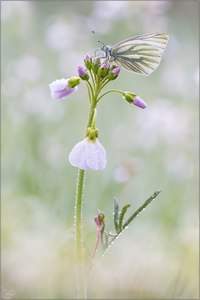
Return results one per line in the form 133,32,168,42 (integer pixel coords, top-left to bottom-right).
2,1,199,299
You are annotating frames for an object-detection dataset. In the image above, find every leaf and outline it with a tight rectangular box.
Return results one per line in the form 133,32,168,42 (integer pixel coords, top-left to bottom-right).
96,190,161,269
118,204,131,233
113,197,119,233
122,190,161,230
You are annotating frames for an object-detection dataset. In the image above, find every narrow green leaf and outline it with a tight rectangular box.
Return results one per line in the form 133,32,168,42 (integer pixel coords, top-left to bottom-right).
113,197,119,233
118,204,131,233
122,190,161,230
95,190,161,270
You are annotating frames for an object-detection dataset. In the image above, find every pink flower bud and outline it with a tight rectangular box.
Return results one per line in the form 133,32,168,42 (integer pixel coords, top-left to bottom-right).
112,67,121,76
100,63,108,69
133,96,147,109
77,65,87,77
84,54,91,61
123,92,147,109
84,54,92,70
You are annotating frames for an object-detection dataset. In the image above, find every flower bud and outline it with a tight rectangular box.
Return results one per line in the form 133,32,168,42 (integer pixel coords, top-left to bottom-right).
68,77,80,88
84,54,92,70
77,65,89,80
107,66,121,80
101,63,108,69
112,67,121,76
94,211,105,231
123,92,147,109
78,65,86,76
97,63,109,77
133,96,147,109
123,92,137,103
91,58,101,74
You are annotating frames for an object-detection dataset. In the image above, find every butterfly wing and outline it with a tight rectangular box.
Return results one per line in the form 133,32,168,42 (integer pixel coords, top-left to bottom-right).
110,33,169,75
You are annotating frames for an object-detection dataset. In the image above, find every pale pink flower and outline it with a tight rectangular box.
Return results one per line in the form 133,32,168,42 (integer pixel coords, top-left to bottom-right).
69,138,106,170
49,78,78,99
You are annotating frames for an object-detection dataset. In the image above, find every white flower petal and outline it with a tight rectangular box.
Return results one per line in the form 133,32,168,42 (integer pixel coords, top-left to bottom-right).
68,140,88,170
69,138,106,170
49,78,68,91
49,78,78,99
85,139,106,170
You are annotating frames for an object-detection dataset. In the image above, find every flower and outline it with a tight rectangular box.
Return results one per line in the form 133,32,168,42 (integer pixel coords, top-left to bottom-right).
133,96,147,109
77,65,87,77
77,65,89,80
98,63,109,77
112,67,121,76
84,54,91,61
123,92,147,109
49,78,78,99
108,66,121,80
91,58,101,74
69,138,106,170
84,54,92,70
100,63,108,69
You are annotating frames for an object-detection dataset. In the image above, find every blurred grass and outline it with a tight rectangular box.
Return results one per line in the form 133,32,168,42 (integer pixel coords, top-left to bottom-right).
1,1,199,299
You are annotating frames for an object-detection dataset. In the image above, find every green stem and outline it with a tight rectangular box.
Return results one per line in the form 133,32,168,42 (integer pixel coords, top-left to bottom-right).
97,89,124,103
75,169,86,299
86,83,92,103
96,78,110,95
86,80,94,100
89,69,95,88
74,66,112,297
74,97,97,299
86,102,96,132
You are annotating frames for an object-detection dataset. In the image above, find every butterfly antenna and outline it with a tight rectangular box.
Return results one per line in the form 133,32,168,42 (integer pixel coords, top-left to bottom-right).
97,39,106,47
92,30,106,47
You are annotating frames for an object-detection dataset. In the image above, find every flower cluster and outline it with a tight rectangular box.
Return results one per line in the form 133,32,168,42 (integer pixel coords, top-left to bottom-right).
49,55,147,171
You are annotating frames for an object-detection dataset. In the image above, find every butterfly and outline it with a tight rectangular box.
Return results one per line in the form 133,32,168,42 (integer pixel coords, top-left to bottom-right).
95,33,169,76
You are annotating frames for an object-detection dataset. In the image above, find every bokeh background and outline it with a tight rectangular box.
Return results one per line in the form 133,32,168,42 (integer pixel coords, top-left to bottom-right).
2,1,199,299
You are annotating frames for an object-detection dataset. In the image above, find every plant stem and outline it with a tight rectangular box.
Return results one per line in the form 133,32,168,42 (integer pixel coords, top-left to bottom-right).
75,169,87,299
97,89,124,102
92,228,101,259
74,99,97,299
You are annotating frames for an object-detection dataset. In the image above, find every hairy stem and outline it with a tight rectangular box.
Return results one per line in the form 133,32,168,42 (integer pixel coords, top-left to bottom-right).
74,95,97,298
75,169,87,299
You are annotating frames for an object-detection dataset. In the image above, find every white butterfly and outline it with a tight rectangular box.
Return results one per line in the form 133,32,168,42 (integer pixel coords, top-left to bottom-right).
97,33,169,76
